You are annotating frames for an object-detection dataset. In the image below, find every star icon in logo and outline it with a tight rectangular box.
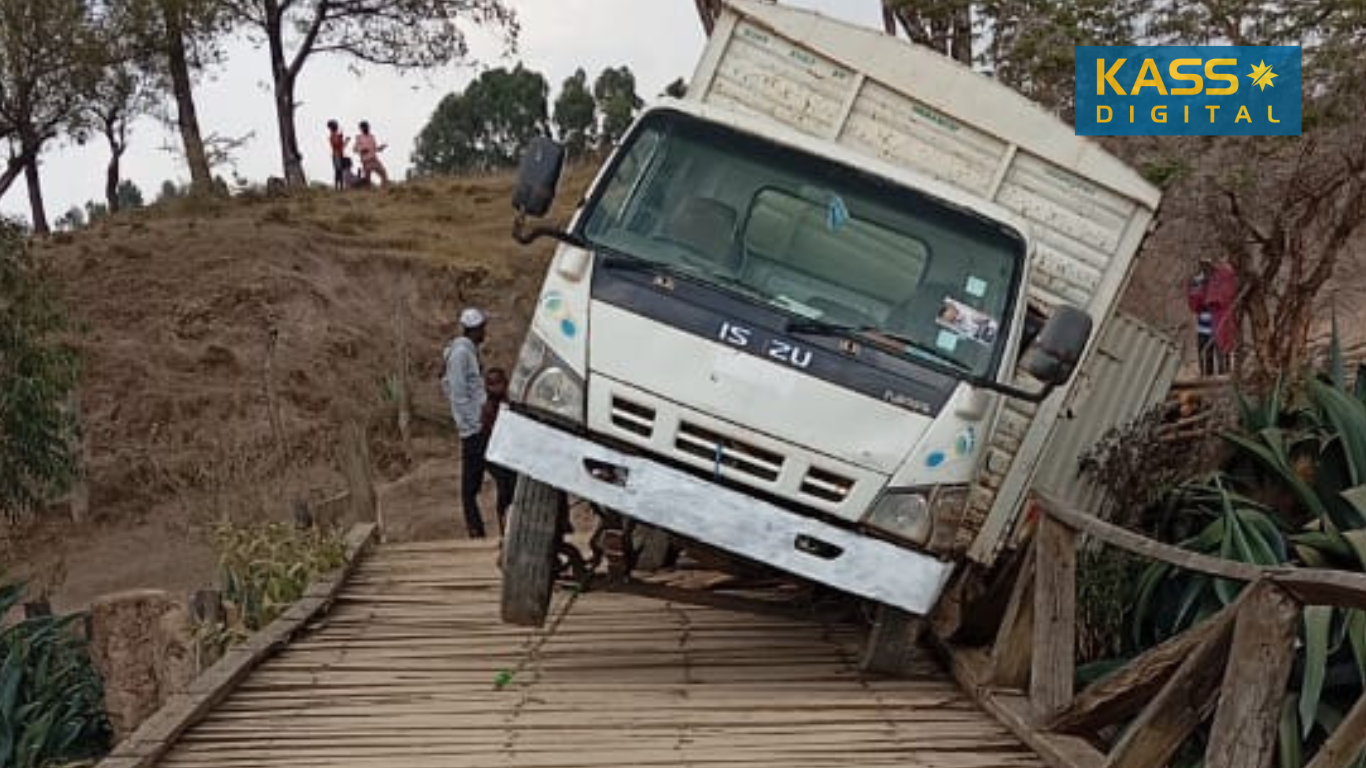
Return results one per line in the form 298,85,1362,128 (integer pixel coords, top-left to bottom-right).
1248,61,1278,91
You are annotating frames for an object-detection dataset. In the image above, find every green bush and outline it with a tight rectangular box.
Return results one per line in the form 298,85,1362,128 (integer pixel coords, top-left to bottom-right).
212,521,347,638
0,218,79,521
0,579,110,768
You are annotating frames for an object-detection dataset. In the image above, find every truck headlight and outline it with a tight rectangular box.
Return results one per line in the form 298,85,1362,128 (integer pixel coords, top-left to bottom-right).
865,491,932,544
527,366,585,422
864,485,970,551
510,333,585,425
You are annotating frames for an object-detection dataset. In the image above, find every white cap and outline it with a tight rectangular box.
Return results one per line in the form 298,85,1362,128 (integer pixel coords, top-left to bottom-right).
459,307,487,329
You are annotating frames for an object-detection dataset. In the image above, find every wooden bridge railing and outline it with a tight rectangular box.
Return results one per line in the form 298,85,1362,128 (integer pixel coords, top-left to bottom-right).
948,494,1366,768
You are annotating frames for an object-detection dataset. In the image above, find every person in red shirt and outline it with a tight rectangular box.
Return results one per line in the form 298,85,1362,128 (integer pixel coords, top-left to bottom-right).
327,120,347,190
1187,257,1239,375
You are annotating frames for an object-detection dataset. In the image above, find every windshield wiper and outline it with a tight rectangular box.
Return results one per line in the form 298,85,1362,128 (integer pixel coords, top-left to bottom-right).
598,251,674,273
785,319,971,374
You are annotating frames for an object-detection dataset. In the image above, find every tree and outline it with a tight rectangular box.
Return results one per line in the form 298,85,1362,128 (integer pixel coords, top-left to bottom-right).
223,0,518,187
84,200,109,222
412,65,549,176
0,219,79,520
0,0,102,234
86,54,158,213
116,179,145,209
883,0,973,64
1208,132,1366,379
155,179,185,204
110,0,226,195
594,66,642,150
553,68,596,160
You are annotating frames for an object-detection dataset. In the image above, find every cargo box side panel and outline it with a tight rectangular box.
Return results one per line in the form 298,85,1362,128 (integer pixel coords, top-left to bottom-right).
1030,313,1180,517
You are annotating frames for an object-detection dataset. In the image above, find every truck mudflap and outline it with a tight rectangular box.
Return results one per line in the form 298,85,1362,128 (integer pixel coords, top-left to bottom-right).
487,408,954,614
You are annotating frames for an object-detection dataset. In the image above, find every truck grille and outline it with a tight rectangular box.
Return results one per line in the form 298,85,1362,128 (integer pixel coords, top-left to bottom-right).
610,397,656,437
676,421,782,482
607,393,857,507
801,466,856,503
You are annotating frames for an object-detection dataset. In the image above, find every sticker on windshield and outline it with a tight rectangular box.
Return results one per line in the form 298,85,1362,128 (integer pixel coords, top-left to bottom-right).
965,276,988,298
826,195,849,231
937,297,999,344
935,329,959,353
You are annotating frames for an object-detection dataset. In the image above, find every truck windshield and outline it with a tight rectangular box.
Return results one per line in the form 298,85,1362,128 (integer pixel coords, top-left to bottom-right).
581,111,1025,378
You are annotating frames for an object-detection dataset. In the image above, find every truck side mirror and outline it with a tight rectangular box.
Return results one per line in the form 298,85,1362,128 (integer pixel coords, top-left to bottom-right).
512,137,565,218
1020,305,1093,386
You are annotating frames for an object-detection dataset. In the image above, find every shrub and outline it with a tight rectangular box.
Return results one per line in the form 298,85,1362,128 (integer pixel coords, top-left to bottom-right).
211,521,347,641
1122,329,1366,766
0,579,111,768
0,219,79,521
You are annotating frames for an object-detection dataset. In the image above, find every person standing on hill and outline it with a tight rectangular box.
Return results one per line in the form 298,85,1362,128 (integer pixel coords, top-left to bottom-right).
327,120,347,190
442,308,491,539
351,121,389,186
1187,257,1239,376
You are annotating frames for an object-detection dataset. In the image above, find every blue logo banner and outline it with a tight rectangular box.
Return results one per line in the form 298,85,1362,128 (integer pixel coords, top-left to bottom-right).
1074,45,1301,136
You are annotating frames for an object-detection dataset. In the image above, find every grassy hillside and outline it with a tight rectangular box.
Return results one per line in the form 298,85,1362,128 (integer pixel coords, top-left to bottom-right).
11,169,592,609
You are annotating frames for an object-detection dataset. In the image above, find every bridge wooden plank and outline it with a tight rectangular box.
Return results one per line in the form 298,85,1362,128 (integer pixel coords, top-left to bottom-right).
132,538,1045,768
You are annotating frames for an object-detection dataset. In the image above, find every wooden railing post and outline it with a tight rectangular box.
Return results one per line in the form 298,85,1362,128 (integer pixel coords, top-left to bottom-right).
988,540,1036,689
1204,581,1299,768
1049,597,1242,736
1031,512,1076,723
1104,595,1240,768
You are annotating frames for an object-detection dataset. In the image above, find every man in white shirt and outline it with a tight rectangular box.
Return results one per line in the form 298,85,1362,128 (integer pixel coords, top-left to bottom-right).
443,308,491,538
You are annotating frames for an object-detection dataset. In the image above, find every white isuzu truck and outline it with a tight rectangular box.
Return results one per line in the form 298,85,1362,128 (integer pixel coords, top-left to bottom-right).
489,0,1162,667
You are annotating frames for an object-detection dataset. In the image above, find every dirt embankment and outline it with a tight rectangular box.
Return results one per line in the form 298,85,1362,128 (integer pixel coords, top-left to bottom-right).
12,170,591,610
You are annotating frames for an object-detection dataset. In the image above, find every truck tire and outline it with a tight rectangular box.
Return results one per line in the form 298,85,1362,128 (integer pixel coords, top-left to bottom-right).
858,605,926,677
632,524,677,572
501,477,565,627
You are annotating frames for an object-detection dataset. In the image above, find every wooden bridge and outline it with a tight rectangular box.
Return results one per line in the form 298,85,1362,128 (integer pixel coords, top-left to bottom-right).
99,532,1043,768
97,503,1366,768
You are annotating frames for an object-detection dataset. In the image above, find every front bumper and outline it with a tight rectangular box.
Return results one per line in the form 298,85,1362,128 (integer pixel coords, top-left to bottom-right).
487,408,954,614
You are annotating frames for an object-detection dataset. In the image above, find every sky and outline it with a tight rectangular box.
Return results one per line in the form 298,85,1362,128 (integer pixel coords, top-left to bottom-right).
6,0,885,223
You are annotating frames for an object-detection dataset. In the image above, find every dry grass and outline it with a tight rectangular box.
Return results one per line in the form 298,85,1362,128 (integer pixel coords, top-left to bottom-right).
12,167,594,609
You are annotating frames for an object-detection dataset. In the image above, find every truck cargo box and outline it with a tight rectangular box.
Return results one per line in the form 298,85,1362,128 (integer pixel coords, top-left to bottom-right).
688,1,1163,562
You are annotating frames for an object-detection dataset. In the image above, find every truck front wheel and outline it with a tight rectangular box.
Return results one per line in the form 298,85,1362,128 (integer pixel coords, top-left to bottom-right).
858,605,927,676
501,476,567,627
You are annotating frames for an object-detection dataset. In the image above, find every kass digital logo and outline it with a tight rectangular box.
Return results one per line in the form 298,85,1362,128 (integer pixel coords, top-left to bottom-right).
1075,46,1301,137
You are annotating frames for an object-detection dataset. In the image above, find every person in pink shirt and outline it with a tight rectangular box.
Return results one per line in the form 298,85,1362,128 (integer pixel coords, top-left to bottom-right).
351,120,389,186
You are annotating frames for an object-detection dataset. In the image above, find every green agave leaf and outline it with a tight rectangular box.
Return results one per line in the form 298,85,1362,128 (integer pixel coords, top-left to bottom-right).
1279,695,1302,768
1350,610,1366,689
1342,487,1366,533
1330,308,1347,393
0,582,24,618
1311,379,1366,490
1238,510,1290,562
1295,544,1328,567
1179,576,1217,626
1133,561,1173,646
1292,530,1355,561
1301,606,1334,740
1225,431,1331,522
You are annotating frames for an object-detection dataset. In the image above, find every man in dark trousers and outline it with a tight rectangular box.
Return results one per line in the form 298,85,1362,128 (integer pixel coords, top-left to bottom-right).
442,307,491,538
